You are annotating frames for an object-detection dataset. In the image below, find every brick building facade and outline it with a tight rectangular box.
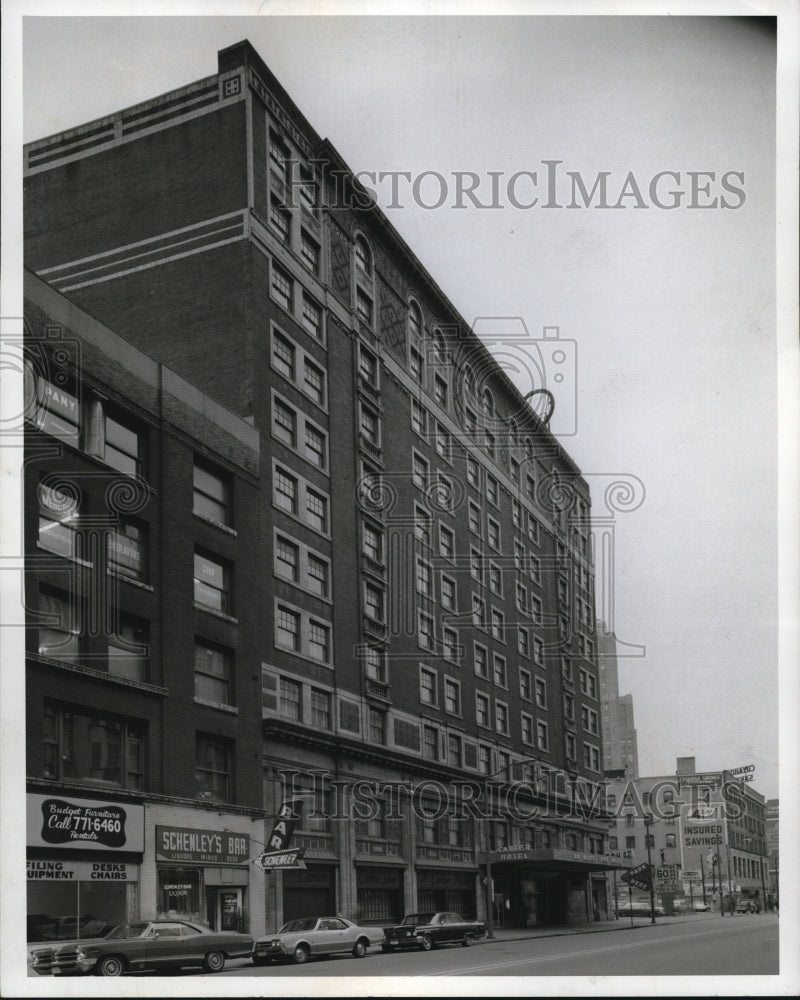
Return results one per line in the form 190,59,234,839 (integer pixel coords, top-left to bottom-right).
24,39,627,934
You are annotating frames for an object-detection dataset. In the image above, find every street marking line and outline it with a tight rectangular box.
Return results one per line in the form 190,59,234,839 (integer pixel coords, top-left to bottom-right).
432,923,774,976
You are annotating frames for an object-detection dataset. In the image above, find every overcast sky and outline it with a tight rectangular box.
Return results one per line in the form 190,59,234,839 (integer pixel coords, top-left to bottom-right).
9,7,793,808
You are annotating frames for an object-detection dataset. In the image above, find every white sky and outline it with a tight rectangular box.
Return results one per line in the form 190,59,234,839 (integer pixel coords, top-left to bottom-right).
2,3,799,997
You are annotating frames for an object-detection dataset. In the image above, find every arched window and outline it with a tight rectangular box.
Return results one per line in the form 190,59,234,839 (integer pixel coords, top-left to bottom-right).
354,235,372,277
408,300,423,340
482,387,494,418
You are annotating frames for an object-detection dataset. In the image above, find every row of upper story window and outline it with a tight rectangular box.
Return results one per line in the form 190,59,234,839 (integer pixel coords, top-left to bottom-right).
41,698,242,803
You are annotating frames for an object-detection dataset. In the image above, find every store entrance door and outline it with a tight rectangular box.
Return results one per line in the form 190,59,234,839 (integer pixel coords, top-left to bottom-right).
210,888,243,932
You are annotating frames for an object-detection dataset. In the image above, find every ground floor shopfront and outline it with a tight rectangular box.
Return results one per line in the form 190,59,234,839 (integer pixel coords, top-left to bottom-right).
26,789,266,942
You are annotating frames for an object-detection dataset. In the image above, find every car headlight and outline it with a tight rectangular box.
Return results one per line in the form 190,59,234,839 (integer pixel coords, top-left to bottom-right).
75,948,86,961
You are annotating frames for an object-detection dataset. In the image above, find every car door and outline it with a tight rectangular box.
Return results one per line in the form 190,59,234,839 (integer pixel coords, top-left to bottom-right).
319,918,349,954
144,922,186,968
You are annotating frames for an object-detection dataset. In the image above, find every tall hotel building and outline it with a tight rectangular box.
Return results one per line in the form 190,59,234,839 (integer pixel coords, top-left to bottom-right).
23,39,623,936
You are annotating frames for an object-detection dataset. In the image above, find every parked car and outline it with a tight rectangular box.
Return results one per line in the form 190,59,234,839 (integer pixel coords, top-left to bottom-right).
28,919,253,976
251,917,385,965
692,900,711,912
735,899,757,914
382,912,486,952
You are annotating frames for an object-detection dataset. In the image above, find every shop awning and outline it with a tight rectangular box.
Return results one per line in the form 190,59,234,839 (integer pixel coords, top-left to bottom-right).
488,847,633,872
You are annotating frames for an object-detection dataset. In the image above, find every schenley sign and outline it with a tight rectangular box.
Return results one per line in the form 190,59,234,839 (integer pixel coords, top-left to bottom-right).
489,846,632,868
156,826,250,865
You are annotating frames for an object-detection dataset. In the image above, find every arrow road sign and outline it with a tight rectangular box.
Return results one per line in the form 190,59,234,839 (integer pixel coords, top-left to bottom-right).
254,847,306,871
620,862,652,892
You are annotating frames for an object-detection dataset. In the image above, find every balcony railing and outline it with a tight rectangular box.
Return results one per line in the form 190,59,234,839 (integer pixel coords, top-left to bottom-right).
366,678,391,701
363,616,387,640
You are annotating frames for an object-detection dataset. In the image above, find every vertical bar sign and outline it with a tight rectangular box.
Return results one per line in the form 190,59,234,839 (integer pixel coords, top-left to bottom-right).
267,797,303,851
255,798,306,871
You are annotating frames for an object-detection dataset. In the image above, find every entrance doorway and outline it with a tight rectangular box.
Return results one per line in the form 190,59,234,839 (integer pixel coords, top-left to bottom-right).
208,887,243,932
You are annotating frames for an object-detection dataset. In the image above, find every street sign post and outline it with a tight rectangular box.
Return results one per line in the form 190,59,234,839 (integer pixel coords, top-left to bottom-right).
620,862,652,893
656,864,680,893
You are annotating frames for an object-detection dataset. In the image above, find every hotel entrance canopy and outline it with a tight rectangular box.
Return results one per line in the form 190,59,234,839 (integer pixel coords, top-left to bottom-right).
488,847,634,872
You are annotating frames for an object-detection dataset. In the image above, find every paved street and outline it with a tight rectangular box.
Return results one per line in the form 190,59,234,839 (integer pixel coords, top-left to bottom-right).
216,913,778,979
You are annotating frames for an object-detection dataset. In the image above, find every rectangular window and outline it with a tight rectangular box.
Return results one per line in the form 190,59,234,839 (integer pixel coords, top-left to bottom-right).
472,594,485,628
107,518,146,582
625,836,636,850
423,725,439,760
520,668,532,700
511,499,521,528
531,595,543,625
470,548,483,583
465,408,477,435
529,555,541,585
356,288,373,326
439,524,454,559
308,620,330,662
474,642,489,678
564,692,575,721
300,229,320,273
486,475,498,506
583,743,600,771
273,398,297,447
359,346,377,383
434,423,450,459
536,721,549,751
478,744,491,774
487,517,500,551
276,606,300,651
365,646,386,682
440,575,456,610
414,506,432,546
360,405,380,445
476,693,490,727
447,733,461,767
363,521,384,563
444,678,460,715
304,423,327,468
484,430,495,459
533,636,544,666
495,701,509,735
518,627,530,657
302,294,323,340
665,833,677,848
434,375,448,408
38,482,80,559
280,677,302,721
510,458,520,483
274,467,298,514
194,550,231,614
442,627,458,662
566,732,577,760
194,641,233,705
104,413,142,476
493,654,507,688
303,358,325,405
275,535,299,582
369,707,386,745
37,588,81,662
411,399,427,435
516,582,528,613
412,452,429,489
43,702,144,790
420,667,437,706
193,462,231,527
270,197,291,243
271,263,293,311
306,554,328,597
409,347,422,383
491,608,504,641
195,733,232,802
107,615,148,682
35,375,80,447
521,714,533,744
489,564,502,596
535,677,547,708
580,669,598,698
306,488,328,532
311,688,331,729
468,502,481,536
418,611,433,650
466,454,479,487
365,583,385,623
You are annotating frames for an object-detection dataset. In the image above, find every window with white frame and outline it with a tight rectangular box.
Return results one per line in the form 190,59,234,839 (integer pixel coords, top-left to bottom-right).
474,642,489,678
536,720,549,751
476,692,490,727
444,677,461,715
535,677,547,709
518,627,530,658
419,666,438,706
493,654,507,688
439,524,454,560
490,607,504,641
519,668,532,700
495,701,509,735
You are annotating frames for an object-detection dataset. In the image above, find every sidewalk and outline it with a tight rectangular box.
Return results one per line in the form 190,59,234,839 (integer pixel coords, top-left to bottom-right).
482,912,704,943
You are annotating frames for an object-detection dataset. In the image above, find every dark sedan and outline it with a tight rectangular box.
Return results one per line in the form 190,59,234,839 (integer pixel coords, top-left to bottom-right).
382,912,485,952
28,918,253,976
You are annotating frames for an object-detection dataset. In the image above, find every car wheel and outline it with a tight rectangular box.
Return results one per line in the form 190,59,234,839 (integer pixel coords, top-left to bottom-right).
462,933,474,947
352,938,368,958
96,955,125,977
252,956,272,967
203,950,226,973
293,943,310,965
420,933,433,952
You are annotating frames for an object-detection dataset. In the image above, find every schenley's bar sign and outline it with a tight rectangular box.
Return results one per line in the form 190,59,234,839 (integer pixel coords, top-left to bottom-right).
255,797,306,871
156,826,250,865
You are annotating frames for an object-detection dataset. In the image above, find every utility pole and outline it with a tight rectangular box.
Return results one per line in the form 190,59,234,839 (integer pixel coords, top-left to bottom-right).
644,814,657,924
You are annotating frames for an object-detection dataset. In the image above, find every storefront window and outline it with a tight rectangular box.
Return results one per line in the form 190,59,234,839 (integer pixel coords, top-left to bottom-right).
157,867,201,920
27,864,132,942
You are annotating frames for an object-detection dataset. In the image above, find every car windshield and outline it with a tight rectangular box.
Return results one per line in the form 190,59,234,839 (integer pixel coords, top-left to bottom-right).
401,914,435,925
279,918,318,933
105,922,151,940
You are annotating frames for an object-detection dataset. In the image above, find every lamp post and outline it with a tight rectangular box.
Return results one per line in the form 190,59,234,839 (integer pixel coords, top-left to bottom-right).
745,837,768,912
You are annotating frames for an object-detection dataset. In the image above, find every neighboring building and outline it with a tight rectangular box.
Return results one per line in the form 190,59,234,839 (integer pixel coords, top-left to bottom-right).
765,799,778,908
597,626,638,778
24,38,625,932
24,272,267,942
605,757,770,914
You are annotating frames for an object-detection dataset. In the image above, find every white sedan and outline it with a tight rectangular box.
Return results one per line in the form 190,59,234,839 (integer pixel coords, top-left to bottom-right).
252,917,385,965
